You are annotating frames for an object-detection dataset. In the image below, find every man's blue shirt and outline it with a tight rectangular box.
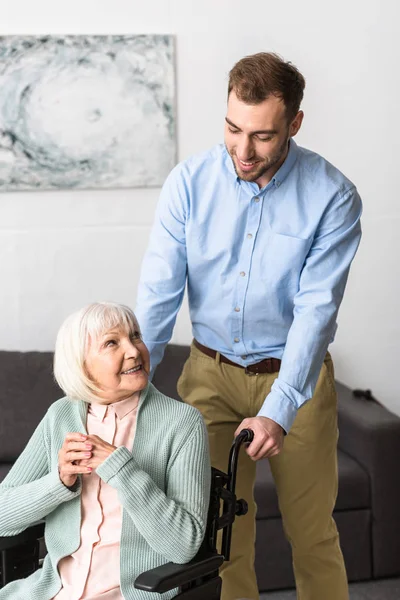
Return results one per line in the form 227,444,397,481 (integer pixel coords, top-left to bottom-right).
135,140,362,432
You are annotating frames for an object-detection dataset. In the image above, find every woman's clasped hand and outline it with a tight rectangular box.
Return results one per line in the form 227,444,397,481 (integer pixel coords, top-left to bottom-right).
58,433,116,488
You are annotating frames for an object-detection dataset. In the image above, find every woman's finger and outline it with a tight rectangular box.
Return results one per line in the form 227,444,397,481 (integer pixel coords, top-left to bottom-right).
65,441,92,452
64,432,88,443
62,463,92,475
63,450,92,463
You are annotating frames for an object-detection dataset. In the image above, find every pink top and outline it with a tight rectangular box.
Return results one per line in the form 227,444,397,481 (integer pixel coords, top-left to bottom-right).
53,393,139,600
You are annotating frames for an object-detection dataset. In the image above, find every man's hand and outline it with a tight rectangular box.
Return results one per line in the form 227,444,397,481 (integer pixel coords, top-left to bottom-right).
235,417,285,460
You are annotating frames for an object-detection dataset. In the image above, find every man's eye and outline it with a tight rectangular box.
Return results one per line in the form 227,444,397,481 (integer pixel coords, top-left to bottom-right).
256,135,272,142
228,128,240,134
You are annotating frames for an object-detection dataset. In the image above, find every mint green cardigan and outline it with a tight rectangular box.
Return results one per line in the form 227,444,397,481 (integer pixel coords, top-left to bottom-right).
0,383,211,600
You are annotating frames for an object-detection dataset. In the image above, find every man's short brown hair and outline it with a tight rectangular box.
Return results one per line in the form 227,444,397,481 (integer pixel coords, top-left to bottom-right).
228,52,306,122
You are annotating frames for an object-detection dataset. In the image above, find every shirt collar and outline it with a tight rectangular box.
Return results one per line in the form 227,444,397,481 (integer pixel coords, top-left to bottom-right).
89,391,140,421
271,138,299,188
223,137,299,189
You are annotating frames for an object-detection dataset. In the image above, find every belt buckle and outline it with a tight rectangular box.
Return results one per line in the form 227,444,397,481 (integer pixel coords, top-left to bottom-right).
244,365,259,376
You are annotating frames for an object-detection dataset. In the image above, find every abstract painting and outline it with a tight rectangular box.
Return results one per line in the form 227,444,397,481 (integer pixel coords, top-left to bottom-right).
0,35,176,190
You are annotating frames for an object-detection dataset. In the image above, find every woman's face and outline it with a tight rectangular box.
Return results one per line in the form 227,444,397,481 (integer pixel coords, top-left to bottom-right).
85,325,150,404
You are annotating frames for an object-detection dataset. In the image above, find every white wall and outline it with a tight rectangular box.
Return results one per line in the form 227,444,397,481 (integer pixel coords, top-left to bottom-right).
1,0,399,415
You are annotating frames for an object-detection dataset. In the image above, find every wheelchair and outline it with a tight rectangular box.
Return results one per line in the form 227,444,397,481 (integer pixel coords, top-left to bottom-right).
0,429,254,599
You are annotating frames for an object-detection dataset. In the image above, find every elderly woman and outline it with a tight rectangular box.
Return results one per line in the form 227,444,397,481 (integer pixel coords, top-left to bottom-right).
0,302,210,600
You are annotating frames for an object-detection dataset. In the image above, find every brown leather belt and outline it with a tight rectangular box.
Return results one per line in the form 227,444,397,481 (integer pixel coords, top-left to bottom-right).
193,339,281,375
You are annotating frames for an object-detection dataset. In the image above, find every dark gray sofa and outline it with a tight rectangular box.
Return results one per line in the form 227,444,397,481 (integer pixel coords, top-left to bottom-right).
1,345,400,592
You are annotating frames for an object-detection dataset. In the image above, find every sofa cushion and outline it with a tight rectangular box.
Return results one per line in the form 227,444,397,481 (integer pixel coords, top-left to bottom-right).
152,344,190,400
335,448,371,510
254,449,370,519
0,351,62,462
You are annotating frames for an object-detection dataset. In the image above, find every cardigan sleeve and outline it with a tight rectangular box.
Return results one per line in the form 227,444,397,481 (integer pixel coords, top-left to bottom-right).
0,415,81,536
96,415,211,563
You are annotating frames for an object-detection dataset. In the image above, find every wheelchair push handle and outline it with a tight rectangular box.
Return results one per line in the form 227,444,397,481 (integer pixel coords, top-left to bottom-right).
227,428,254,494
220,428,255,561
235,428,254,445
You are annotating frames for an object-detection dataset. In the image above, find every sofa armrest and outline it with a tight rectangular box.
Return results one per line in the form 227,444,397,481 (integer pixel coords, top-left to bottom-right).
336,381,400,577
134,552,223,593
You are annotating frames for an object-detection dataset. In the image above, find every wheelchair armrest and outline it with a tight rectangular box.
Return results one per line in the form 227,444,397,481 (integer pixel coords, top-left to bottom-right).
134,552,224,593
0,523,45,551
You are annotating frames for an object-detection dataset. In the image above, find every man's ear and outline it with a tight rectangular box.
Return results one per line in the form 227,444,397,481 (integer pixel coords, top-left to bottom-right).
290,110,304,137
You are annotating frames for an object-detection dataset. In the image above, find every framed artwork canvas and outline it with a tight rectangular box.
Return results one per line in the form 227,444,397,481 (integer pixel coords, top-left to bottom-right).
0,34,176,190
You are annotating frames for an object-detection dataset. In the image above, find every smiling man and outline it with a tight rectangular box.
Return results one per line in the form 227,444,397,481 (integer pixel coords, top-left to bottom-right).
135,52,362,600
225,95,302,186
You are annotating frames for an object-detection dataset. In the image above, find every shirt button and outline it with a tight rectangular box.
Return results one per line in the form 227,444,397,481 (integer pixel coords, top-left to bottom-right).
239,271,246,277
234,337,240,343
254,197,260,203
234,307,240,312
241,355,247,359
247,233,253,239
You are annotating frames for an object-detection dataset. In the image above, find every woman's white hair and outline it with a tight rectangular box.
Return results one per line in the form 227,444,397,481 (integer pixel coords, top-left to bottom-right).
54,302,140,402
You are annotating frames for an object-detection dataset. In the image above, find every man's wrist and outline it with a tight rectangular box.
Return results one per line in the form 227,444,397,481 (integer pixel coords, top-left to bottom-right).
257,390,297,434
258,416,286,436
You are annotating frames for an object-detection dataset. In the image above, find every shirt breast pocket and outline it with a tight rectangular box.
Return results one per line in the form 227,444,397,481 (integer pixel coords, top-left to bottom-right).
259,230,312,292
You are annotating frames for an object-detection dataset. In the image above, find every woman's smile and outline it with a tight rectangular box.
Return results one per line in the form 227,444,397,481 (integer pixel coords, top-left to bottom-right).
120,364,143,375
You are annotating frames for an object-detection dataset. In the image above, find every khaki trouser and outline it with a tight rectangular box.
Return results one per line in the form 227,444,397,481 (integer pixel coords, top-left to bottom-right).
177,342,349,600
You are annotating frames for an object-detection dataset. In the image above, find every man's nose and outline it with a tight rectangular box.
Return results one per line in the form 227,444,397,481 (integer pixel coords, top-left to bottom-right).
236,136,254,160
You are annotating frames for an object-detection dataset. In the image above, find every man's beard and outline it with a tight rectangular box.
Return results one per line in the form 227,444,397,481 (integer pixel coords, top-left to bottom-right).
227,136,289,183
